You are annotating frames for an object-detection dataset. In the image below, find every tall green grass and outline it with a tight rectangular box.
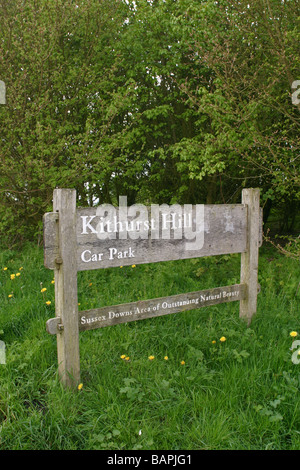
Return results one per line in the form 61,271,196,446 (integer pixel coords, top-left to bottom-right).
0,243,299,450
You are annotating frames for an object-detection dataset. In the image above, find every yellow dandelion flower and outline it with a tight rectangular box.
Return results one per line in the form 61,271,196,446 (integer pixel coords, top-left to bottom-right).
120,354,126,359
3,267,7,271
45,301,51,306
51,280,55,284
181,360,185,365
131,264,136,268
41,287,47,293
164,356,169,361
78,303,81,306
212,340,216,344
125,356,130,361
89,282,93,287
120,266,123,268
10,274,15,280
16,272,21,277
290,331,298,338
148,355,155,361
8,294,13,298
220,336,226,342
19,267,23,270
78,383,83,391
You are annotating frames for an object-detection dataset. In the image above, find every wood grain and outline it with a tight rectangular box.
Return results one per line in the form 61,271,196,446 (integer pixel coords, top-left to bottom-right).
77,284,246,332
76,204,247,271
43,203,248,271
43,212,59,269
240,188,260,325
53,189,80,388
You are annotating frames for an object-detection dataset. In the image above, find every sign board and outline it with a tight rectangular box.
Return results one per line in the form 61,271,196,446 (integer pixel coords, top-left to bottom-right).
45,204,248,271
44,188,262,388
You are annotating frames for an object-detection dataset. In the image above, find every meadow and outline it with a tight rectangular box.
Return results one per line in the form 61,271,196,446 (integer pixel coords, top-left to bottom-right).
0,242,299,450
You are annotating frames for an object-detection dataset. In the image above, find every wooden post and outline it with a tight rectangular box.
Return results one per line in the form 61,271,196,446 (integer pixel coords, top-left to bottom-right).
53,189,80,388
240,188,260,325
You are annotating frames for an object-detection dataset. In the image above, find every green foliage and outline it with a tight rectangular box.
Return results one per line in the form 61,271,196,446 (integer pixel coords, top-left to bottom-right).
183,0,300,206
0,0,131,244
0,0,299,246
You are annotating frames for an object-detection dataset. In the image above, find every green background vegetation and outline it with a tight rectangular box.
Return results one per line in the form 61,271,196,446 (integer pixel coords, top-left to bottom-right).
0,0,299,246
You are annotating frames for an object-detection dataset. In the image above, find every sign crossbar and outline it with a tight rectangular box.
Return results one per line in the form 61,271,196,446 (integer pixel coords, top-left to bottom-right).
46,283,247,334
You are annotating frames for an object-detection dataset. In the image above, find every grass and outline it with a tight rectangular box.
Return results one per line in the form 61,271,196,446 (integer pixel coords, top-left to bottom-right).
0,242,299,450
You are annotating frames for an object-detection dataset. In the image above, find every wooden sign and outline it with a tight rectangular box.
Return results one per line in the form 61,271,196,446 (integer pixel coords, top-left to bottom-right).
45,204,248,271
44,188,262,388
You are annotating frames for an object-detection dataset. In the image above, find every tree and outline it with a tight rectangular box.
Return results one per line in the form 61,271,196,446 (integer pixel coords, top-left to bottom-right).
1,0,299,247
180,0,300,226
0,0,132,244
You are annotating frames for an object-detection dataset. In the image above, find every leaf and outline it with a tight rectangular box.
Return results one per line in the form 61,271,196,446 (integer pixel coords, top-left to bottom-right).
161,379,170,389
123,377,136,386
269,413,283,423
188,345,204,361
269,398,282,409
240,350,250,359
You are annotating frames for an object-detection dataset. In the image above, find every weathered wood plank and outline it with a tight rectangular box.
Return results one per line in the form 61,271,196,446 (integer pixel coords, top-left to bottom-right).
44,203,248,271
240,188,260,325
46,317,63,335
74,284,246,332
43,212,59,269
75,204,247,271
259,207,263,247
53,189,80,388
